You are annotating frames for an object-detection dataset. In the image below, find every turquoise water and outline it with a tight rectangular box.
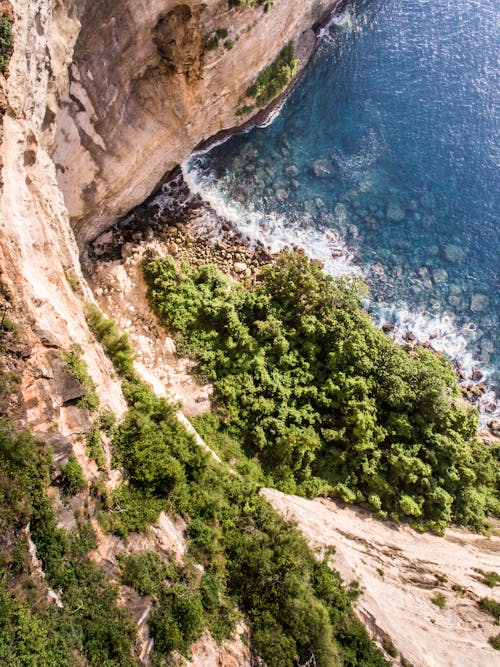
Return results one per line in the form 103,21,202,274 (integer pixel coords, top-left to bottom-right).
185,0,499,411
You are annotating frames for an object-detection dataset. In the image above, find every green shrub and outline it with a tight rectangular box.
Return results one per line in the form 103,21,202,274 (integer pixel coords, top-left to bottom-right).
118,551,174,597
0,17,12,74
86,422,105,468
480,571,500,588
111,378,387,666
382,635,398,657
489,634,500,650
64,269,80,293
431,593,446,609
0,313,16,332
206,36,219,51
0,416,136,665
245,43,298,107
480,597,500,620
59,454,86,499
61,348,99,411
142,250,499,533
85,304,135,378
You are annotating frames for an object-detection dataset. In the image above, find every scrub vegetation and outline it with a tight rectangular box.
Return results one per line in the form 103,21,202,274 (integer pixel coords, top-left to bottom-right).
143,249,500,534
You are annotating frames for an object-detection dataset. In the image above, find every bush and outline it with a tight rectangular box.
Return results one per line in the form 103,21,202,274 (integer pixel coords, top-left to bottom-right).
86,422,106,468
142,250,499,533
0,16,12,74
110,376,387,666
59,454,86,499
61,348,99,411
85,304,135,378
480,597,500,620
489,634,500,650
245,43,298,107
431,593,446,609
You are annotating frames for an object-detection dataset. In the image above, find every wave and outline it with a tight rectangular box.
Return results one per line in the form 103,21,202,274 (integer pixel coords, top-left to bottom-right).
182,158,499,425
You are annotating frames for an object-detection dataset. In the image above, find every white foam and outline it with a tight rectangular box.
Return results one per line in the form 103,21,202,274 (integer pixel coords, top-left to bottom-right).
182,159,499,425
183,162,358,277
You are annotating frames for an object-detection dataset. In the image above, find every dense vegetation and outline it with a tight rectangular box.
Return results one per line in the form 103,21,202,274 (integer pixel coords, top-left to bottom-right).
0,16,12,74
83,305,386,664
0,419,136,665
244,42,298,108
143,250,500,533
107,378,387,666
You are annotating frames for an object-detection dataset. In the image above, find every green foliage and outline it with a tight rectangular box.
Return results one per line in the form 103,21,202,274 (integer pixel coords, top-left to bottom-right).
0,313,16,332
489,634,500,650
64,268,81,293
59,454,86,499
118,551,175,597
206,36,219,50
245,43,298,107
480,597,500,620
142,250,499,532
479,571,500,588
85,303,135,378
382,635,398,657
61,348,99,411
86,422,106,468
112,380,387,666
0,16,12,74
0,419,136,666
431,593,446,608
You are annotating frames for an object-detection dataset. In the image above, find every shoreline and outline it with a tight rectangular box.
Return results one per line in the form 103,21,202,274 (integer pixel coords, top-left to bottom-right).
88,171,500,441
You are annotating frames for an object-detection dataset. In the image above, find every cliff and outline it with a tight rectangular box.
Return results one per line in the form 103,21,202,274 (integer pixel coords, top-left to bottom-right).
51,0,339,248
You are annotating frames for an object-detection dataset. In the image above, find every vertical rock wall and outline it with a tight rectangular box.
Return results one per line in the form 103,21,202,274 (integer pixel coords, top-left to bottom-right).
51,0,341,247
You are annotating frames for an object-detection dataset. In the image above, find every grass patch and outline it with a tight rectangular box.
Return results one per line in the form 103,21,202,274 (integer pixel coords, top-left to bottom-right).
431,593,446,608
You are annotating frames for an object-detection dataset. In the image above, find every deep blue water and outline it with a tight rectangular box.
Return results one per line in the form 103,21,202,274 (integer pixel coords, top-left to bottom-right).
185,0,499,409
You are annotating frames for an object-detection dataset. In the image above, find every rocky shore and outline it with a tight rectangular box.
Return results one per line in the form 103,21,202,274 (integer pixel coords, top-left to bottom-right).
88,169,500,443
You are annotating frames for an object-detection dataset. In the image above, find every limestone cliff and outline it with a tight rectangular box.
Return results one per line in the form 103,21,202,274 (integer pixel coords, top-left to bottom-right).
51,0,340,247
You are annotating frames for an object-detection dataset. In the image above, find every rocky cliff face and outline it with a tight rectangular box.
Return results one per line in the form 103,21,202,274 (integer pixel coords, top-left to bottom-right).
0,1,338,664
51,0,339,248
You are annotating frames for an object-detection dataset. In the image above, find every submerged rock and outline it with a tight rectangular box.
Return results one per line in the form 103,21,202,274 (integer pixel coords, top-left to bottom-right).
310,158,333,178
386,201,405,222
470,293,489,313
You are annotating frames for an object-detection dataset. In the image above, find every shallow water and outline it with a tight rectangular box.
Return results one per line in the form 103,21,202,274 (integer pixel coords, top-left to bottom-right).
184,0,499,412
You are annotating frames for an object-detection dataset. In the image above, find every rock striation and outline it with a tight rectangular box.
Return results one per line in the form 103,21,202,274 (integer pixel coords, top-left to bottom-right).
51,0,341,248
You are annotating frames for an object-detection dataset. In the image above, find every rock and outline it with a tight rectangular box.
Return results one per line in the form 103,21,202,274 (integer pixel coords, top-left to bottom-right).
310,158,333,178
403,331,416,342
443,244,465,263
284,164,299,177
471,369,483,381
168,242,179,256
382,323,395,333
51,356,87,404
470,293,488,313
38,432,72,469
432,268,448,284
275,188,288,202
420,192,435,209
233,262,247,274
386,201,405,222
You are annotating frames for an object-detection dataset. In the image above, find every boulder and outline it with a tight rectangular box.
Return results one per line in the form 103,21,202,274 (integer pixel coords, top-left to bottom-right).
470,293,488,313
233,262,247,274
386,201,405,222
310,158,333,178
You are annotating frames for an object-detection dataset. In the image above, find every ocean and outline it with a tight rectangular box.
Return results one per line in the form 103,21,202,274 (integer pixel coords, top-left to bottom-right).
182,0,499,418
